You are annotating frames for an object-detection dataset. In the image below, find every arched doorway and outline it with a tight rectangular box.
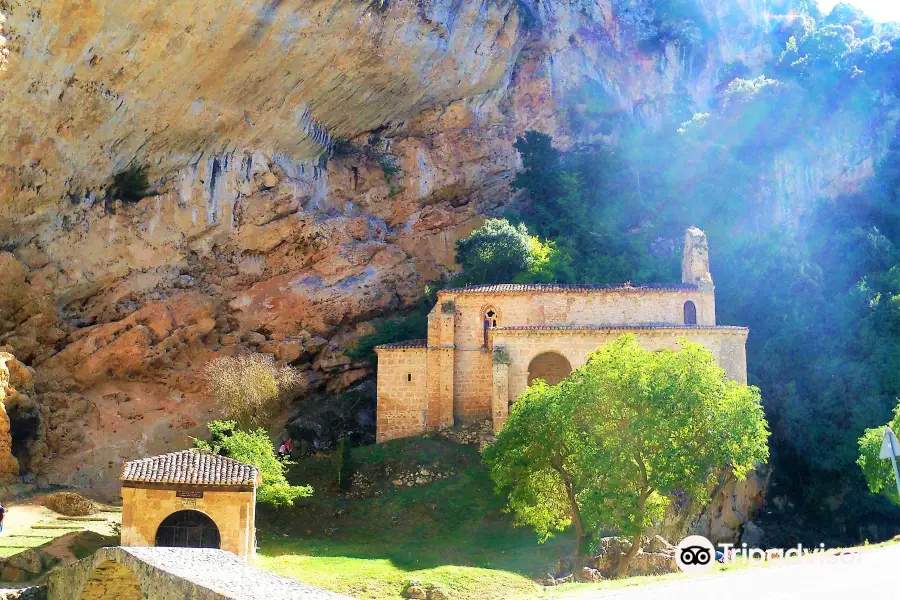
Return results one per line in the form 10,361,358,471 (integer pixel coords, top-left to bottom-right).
79,560,142,600
527,352,573,386
154,510,221,549
684,301,697,325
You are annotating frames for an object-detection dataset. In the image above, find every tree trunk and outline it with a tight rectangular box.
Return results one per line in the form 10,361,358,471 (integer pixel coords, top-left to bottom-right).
615,533,644,579
704,465,731,539
558,466,588,580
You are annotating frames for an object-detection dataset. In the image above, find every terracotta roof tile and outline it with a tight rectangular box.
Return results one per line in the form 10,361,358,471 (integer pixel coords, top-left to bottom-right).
121,449,259,486
374,339,427,350
439,283,698,294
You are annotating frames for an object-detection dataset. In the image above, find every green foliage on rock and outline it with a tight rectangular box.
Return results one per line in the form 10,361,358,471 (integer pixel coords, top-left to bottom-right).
483,336,769,576
194,420,312,507
857,403,900,504
109,165,150,203
454,218,568,285
455,219,536,285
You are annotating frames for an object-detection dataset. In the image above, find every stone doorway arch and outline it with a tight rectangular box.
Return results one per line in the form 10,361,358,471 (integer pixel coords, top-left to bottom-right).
527,352,573,386
79,560,142,600
155,510,221,549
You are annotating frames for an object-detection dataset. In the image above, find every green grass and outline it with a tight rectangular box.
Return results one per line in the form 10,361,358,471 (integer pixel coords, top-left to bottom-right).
255,437,572,600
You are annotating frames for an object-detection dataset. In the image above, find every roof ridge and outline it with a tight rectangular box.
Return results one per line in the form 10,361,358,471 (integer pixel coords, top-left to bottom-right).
439,283,699,294
121,448,260,486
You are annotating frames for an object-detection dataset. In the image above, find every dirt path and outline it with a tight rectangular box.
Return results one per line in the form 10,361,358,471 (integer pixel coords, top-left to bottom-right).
0,503,55,538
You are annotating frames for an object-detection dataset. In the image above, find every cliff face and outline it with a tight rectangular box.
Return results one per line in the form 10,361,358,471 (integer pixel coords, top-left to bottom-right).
0,0,886,492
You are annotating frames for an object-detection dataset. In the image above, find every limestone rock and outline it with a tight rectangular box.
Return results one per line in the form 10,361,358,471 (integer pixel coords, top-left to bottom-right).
6,549,42,575
403,581,427,600
0,352,23,482
740,521,765,548
0,0,888,487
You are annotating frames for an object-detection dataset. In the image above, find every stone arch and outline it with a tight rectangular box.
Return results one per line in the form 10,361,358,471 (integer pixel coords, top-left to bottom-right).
527,351,573,386
154,509,221,549
79,560,143,600
684,300,697,325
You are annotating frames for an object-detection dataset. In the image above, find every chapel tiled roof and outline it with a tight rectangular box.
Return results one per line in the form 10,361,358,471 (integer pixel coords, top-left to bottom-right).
494,324,749,332
375,339,427,350
121,449,259,486
439,283,698,294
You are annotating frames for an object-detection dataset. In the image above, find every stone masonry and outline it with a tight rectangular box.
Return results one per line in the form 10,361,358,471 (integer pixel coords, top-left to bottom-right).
47,546,355,600
375,228,750,441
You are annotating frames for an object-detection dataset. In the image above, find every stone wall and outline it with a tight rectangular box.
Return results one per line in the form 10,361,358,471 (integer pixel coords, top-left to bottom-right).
491,326,749,406
374,347,428,442
452,350,493,422
47,546,354,600
443,289,717,352
120,485,256,559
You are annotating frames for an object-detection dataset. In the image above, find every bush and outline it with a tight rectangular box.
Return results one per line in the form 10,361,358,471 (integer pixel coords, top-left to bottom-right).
43,492,96,516
194,420,312,507
205,353,302,428
109,166,150,203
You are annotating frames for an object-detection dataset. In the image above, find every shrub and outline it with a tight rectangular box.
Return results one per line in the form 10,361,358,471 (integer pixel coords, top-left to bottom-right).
205,353,302,429
43,492,96,516
194,420,312,507
109,166,150,203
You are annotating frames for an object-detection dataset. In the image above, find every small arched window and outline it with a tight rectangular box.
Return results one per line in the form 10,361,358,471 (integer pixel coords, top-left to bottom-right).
483,308,499,346
684,301,697,325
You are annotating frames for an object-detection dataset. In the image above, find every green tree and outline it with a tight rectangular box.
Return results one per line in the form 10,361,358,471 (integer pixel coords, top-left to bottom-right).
194,420,313,507
483,336,769,577
857,403,900,504
455,218,543,285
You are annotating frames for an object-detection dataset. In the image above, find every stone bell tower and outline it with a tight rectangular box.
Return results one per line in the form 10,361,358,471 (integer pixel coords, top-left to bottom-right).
682,227,713,290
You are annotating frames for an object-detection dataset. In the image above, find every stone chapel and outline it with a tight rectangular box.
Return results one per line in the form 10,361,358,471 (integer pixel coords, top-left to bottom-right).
374,227,749,442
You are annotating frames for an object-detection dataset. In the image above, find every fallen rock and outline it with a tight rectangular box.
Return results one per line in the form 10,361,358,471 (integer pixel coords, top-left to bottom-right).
0,586,48,600
740,521,765,548
427,586,450,600
6,549,42,575
402,580,427,599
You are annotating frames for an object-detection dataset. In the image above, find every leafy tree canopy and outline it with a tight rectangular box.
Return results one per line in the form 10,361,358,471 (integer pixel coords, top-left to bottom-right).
194,420,312,507
858,403,900,504
483,336,769,576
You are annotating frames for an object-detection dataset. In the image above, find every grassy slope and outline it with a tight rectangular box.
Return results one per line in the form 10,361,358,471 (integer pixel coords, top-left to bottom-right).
255,437,573,600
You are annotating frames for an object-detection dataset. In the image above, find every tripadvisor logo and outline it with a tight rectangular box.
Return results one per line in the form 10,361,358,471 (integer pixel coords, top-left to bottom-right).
675,535,716,573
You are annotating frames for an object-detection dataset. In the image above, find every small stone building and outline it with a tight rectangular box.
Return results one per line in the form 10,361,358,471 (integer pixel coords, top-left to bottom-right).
375,227,749,442
120,449,261,560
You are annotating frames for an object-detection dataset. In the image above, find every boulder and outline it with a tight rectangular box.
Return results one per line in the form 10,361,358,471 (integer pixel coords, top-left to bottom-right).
740,521,765,548
402,582,427,599
1,565,29,582
6,549,42,575
646,535,675,554
427,587,449,600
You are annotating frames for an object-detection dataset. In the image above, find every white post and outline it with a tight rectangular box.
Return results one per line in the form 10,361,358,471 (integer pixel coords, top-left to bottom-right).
889,428,900,501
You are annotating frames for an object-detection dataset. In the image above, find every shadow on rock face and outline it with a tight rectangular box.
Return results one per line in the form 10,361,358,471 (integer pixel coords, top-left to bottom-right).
286,380,376,454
